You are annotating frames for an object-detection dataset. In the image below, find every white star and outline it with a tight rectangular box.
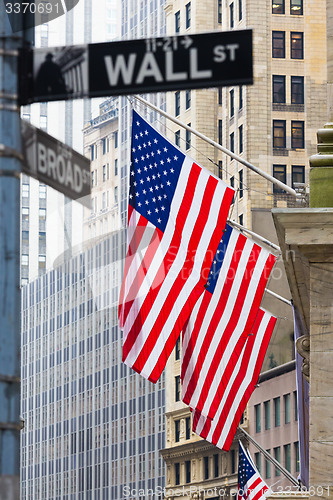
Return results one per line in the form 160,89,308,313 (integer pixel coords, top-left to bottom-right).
137,168,141,174
154,138,158,143
145,200,149,205
152,197,156,203
167,157,171,163
145,130,149,135
135,134,138,140
155,185,159,190
160,160,164,165
131,170,135,176
170,168,174,173
140,179,144,184
161,206,165,211
152,175,156,180
141,156,145,161
143,189,147,194
155,208,159,213
167,181,171,186
135,158,139,163
163,147,168,152
147,176,151,182
157,149,161,155
144,166,148,171
140,132,143,137
148,141,151,146
174,155,178,161
163,170,167,176
158,196,162,201
134,181,137,187
147,210,151,215
143,143,147,148
138,202,142,207
136,120,140,126
135,191,139,197
157,218,161,223
132,147,136,153
149,187,153,192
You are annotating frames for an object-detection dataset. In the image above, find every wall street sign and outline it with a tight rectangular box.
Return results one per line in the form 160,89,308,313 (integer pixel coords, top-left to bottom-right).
21,120,91,206
19,30,253,105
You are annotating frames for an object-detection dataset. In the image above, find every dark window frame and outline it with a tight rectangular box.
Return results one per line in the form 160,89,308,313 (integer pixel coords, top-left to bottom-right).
273,75,286,103
272,31,285,58
291,75,304,104
230,88,235,117
272,0,285,14
273,164,287,193
239,124,243,154
292,165,305,186
175,10,180,33
175,91,180,116
291,32,304,59
291,121,304,149
291,0,303,15
273,120,286,149
229,2,234,28
185,2,191,29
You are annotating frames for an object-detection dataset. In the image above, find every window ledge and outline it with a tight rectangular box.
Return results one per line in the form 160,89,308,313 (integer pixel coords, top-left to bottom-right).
273,148,289,156
272,103,304,112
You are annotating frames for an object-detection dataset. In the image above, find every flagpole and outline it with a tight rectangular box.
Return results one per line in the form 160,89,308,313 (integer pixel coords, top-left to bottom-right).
238,426,300,487
228,220,281,253
132,95,298,198
264,288,292,307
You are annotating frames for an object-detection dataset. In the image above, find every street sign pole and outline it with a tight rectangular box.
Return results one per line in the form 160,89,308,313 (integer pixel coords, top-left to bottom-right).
0,5,27,499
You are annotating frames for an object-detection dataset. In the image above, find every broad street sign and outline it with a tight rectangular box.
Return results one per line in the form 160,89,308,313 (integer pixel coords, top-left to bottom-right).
19,30,253,105
21,121,91,206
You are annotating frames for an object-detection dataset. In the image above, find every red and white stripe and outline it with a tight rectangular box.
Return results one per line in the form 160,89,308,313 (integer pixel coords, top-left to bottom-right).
241,474,269,500
181,228,276,419
192,309,276,451
119,156,234,382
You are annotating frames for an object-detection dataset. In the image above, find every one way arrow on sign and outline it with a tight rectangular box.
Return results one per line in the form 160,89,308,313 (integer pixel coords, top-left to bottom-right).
19,30,253,105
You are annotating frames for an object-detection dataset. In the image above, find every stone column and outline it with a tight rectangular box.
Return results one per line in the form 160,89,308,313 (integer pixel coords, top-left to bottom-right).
273,209,333,500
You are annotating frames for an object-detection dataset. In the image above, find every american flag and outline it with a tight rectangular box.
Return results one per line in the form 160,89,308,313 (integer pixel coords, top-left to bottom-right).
192,308,276,451
119,110,234,382
181,224,276,420
237,441,269,500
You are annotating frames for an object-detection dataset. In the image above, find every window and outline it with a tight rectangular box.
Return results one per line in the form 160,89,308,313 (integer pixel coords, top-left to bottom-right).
175,376,181,401
273,120,286,148
230,132,234,153
175,130,181,147
186,416,191,439
291,121,304,149
218,120,223,145
39,184,46,199
265,449,271,479
175,420,180,442
231,449,236,473
90,145,94,161
273,75,286,103
239,169,243,197
218,0,222,23
218,161,223,179
255,404,261,433
39,255,46,270
284,393,291,424
239,214,243,226
284,444,291,472
22,207,29,223
22,184,29,198
185,460,191,483
115,159,118,176
114,131,118,148
175,91,180,116
204,456,209,479
274,447,281,476
102,137,107,155
239,86,243,109
186,125,191,150
291,32,303,59
22,230,29,246
185,90,191,110
218,87,222,105
229,2,234,28
175,463,180,485
230,89,234,117
273,165,286,193
175,336,180,360
114,186,118,204
272,0,284,14
214,454,219,477
291,0,303,14
22,254,29,266
264,400,271,430
255,452,261,474
103,165,106,182
40,115,47,130
291,76,304,104
230,176,235,203
239,0,242,20
239,125,243,154
292,165,305,187
274,397,280,427
294,390,298,420
175,10,180,33
185,2,191,29
39,208,46,222
295,442,300,472
272,31,285,58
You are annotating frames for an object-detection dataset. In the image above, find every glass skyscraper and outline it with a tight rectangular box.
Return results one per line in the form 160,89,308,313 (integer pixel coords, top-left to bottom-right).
21,230,166,499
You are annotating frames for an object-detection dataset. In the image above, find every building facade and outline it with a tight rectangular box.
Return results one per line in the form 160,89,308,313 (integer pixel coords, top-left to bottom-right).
20,0,120,285
20,231,166,500
248,361,299,490
83,98,120,244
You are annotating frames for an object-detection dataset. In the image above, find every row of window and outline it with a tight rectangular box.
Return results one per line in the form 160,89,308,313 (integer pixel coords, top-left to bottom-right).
256,442,299,478
22,183,47,199
272,0,303,15
255,392,297,433
273,164,304,192
175,90,191,117
91,187,118,214
174,417,191,442
174,453,224,486
229,0,243,28
175,2,191,33
272,31,303,59
90,132,118,161
273,119,304,149
273,75,304,104
174,124,191,151
91,161,118,188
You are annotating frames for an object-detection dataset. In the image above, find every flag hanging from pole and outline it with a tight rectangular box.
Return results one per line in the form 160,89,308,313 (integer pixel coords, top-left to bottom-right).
237,441,269,500
192,308,276,451
181,224,276,419
119,110,234,382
